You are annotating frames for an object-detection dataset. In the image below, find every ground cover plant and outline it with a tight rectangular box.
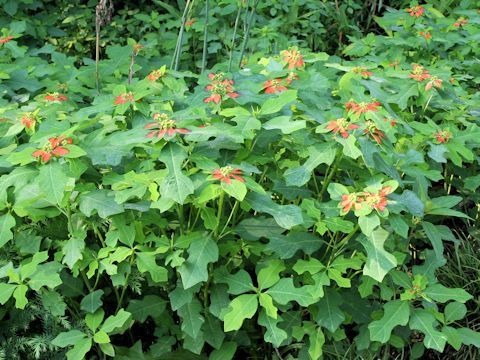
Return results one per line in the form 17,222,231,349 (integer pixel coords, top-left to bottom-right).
0,1,480,359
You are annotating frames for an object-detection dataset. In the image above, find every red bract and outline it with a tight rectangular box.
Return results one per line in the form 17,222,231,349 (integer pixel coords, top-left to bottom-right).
21,112,38,129
144,113,190,139
133,43,144,54
32,136,73,163
0,35,14,44
345,100,381,116
352,67,373,78
280,47,304,70
211,166,244,184
44,92,68,102
388,60,400,68
425,77,443,91
410,64,431,81
204,73,239,104
364,121,385,144
326,118,360,138
384,118,397,127
185,18,196,27
114,92,135,105
263,79,288,94
406,6,425,17
340,194,363,214
285,72,299,84
434,130,452,143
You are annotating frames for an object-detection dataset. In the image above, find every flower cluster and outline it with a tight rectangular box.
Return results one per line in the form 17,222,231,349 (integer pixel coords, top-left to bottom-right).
453,17,468,27
44,92,68,102
211,166,244,184
32,136,73,163
144,113,190,139
345,100,381,116
434,129,452,143
0,35,14,45
384,118,397,127
114,92,135,105
364,120,386,144
352,66,373,78
146,68,166,82
326,118,360,138
419,31,431,40
204,73,240,104
409,64,430,81
406,5,425,17
340,185,394,215
21,111,40,130
280,47,304,70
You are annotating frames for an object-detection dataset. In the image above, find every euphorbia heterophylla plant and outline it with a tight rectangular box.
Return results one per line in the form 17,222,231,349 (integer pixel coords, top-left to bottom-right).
0,3,479,360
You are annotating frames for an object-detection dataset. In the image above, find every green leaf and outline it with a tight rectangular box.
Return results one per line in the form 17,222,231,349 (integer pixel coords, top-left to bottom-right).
136,252,168,283
0,212,16,248
223,294,258,332
359,227,397,282
293,258,325,275
215,269,255,295
257,259,285,290
178,299,205,339
80,290,104,313
85,310,104,332
13,284,28,309
409,309,447,352
359,213,380,236
159,143,194,204
79,190,124,219
62,237,85,269
266,232,322,259
457,328,480,347
209,341,237,360
52,330,88,347
263,115,305,134
338,135,362,159
368,300,410,343
66,337,92,360
314,288,345,332
422,222,444,259
127,295,166,323
390,83,418,110
101,309,132,334
28,268,62,290
93,330,110,344
424,284,472,303
267,278,316,306
178,234,218,289
307,326,325,360
260,90,297,115
258,310,287,347
259,293,278,319
38,162,68,205
221,180,247,201
245,192,303,229
444,302,467,323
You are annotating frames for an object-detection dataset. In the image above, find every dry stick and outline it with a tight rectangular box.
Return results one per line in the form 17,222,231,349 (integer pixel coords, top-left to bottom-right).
238,0,260,68
227,5,243,72
95,0,114,94
201,0,209,73
173,0,192,71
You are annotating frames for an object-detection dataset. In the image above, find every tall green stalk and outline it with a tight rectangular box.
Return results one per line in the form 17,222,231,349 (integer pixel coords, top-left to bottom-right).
172,0,192,71
201,0,209,73
228,5,243,72
238,0,260,68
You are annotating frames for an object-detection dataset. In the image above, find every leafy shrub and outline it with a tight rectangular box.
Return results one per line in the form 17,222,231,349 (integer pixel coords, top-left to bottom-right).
0,2,479,360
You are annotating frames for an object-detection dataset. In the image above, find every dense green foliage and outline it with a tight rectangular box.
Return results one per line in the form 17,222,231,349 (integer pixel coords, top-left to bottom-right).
0,1,480,359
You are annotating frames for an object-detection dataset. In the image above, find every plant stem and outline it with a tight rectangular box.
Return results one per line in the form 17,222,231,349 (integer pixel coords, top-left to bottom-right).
331,224,360,261
214,192,225,238
319,149,343,200
219,200,239,237
228,5,243,72
201,0,209,73
238,0,260,68
115,253,135,312
173,0,191,71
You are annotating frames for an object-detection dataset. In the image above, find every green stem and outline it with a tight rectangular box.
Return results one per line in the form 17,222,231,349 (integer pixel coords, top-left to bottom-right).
238,0,260,68
177,204,185,235
173,0,191,71
214,192,225,238
219,200,239,237
228,5,243,72
319,149,343,200
331,224,360,261
115,253,135,312
201,0,209,73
